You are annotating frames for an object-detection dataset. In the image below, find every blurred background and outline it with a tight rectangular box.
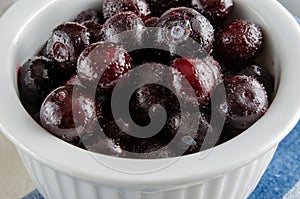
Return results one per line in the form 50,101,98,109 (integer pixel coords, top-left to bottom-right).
0,0,15,15
277,0,300,17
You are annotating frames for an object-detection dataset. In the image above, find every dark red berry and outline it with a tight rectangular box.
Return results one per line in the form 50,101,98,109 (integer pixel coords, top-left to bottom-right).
130,49,174,67
100,11,145,41
97,82,181,154
77,42,133,92
170,56,223,105
17,1,275,158
40,85,97,142
103,0,138,19
238,64,274,100
156,7,214,56
53,42,69,61
66,75,83,87
82,20,103,43
191,0,234,26
218,127,243,145
168,111,212,155
132,0,152,20
128,62,166,86
74,9,104,24
128,28,176,66
146,0,190,17
144,17,159,27
214,20,264,66
98,108,131,142
129,84,181,127
225,75,268,130
18,56,68,116
46,22,90,75
103,0,151,20
37,42,48,57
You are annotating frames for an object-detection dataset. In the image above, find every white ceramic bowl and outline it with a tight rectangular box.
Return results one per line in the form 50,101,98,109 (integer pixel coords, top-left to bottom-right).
1,0,300,198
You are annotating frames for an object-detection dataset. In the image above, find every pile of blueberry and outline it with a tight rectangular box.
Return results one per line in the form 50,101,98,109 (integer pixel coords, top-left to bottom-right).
17,0,274,158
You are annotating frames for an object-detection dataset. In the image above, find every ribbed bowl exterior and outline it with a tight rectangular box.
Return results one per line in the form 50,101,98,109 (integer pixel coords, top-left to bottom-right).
17,146,277,199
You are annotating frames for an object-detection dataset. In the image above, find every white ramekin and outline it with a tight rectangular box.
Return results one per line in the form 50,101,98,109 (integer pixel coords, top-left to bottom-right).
1,0,300,198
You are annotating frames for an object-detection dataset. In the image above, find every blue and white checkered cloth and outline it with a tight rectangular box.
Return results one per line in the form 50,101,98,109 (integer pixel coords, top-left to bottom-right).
22,17,300,199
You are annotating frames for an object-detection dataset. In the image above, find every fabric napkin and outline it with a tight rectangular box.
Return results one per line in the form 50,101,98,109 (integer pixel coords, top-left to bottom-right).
22,17,300,199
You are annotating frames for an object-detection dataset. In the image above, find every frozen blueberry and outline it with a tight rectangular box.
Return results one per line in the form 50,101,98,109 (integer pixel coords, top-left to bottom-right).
214,20,264,66
146,0,190,17
238,64,274,100
100,11,145,41
18,56,68,116
103,0,151,20
156,7,214,57
191,0,234,26
224,75,268,130
169,56,223,106
77,42,133,92
74,9,104,24
40,85,97,142
82,20,103,43
144,16,159,27
46,22,90,75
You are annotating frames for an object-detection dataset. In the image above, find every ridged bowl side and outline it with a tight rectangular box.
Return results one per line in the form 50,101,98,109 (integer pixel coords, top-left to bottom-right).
17,146,277,199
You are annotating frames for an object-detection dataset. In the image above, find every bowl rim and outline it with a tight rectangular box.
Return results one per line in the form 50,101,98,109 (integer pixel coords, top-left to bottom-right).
1,0,300,187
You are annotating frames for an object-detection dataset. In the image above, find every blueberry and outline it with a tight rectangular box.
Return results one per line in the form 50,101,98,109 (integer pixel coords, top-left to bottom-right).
100,11,145,41
40,85,97,142
144,16,159,27
156,7,214,57
146,0,191,17
169,56,223,106
103,0,151,21
238,64,274,100
224,75,268,130
46,22,90,75
82,20,103,43
214,20,264,66
191,0,234,26
74,9,104,24
77,42,133,92
18,56,68,116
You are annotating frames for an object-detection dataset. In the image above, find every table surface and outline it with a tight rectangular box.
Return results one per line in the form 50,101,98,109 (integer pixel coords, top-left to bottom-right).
0,0,299,199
